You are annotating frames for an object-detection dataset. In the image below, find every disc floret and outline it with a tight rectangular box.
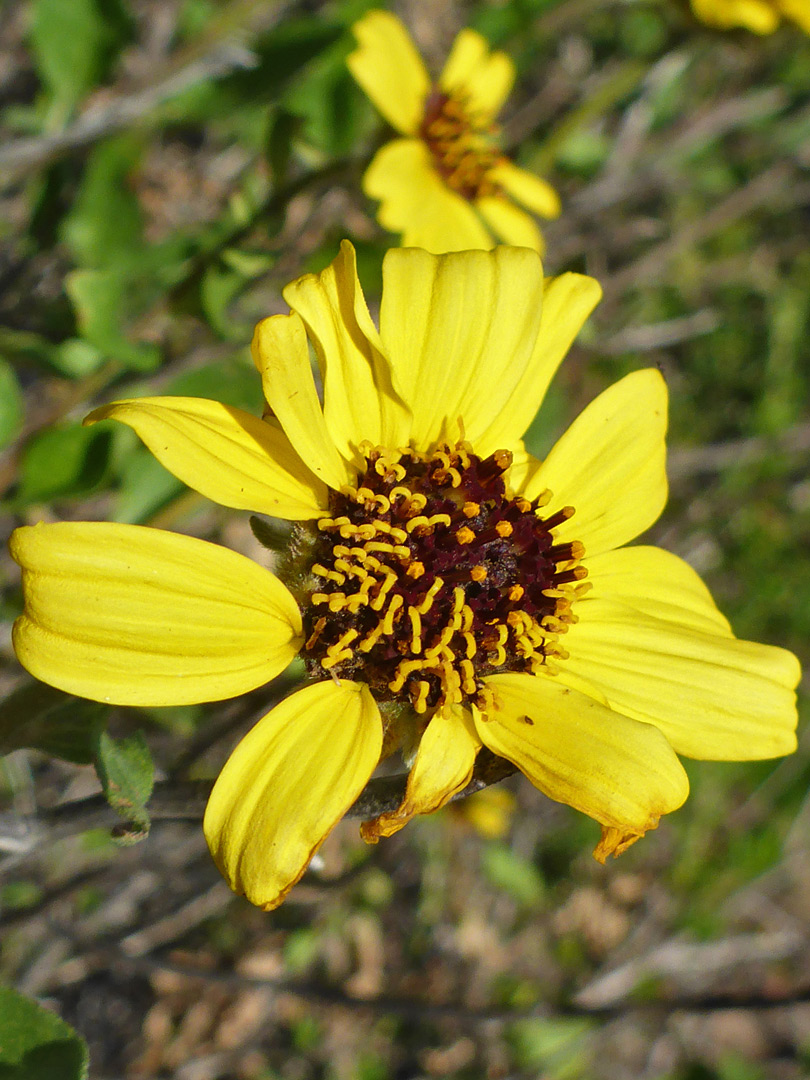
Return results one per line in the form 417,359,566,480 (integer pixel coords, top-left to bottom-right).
301,441,588,715
419,89,501,201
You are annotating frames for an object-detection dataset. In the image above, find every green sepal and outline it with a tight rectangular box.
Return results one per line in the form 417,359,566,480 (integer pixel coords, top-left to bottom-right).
93,730,155,842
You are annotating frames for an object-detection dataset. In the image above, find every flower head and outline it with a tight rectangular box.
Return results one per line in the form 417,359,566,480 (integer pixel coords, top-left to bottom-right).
347,11,561,253
10,242,800,910
690,0,810,33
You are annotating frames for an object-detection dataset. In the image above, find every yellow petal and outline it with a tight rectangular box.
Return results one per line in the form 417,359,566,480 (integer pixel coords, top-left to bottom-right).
251,311,352,490
490,161,562,219
361,706,481,840
347,10,430,134
476,194,543,253
476,272,602,458
363,138,493,252
204,680,382,910
439,29,515,121
506,446,541,494
85,396,326,520
524,369,668,557
690,0,780,31
582,545,732,636
283,240,411,463
10,521,302,707
562,598,800,760
778,0,810,31
477,673,689,856
379,245,545,450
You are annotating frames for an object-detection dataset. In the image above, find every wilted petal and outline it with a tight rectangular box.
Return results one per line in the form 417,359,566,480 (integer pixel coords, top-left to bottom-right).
361,705,480,840
476,673,689,857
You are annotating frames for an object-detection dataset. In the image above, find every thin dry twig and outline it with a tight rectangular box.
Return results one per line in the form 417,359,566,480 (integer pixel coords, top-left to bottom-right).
668,421,810,482
1,750,517,854
0,44,258,176
0,0,298,178
603,162,797,301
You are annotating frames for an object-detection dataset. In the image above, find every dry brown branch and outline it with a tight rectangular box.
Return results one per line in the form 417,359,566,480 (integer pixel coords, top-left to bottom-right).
575,930,804,1010
603,162,797,301
0,0,297,179
1,750,517,854
668,422,810,482
598,309,721,354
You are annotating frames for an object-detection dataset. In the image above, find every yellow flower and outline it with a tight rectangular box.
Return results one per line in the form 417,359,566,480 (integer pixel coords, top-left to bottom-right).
10,243,799,911
690,0,810,33
347,11,561,253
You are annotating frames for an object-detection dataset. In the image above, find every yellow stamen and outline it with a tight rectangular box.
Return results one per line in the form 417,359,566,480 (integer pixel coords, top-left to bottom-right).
417,577,444,614
413,680,431,714
428,513,451,529
408,607,422,653
381,593,404,635
406,515,430,534
370,570,398,611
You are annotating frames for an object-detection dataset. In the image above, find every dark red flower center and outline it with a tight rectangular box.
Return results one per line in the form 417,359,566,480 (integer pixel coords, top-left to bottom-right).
419,89,502,201
301,442,586,715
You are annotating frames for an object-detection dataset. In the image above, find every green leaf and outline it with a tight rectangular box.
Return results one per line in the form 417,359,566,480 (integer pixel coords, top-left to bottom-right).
65,270,161,372
17,422,112,504
51,339,106,378
0,985,89,1080
61,137,144,269
481,843,545,906
0,683,106,765
200,261,251,339
94,731,154,834
285,51,363,157
155,16,342,132
208,18,344,112
113,447,184,525
266,110,301,186
0,359,24,450
29,0,133,122
507,1017,593,1080
164,357,264,412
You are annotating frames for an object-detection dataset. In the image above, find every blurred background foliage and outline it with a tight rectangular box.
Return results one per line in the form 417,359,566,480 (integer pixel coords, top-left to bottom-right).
0,0,809,1077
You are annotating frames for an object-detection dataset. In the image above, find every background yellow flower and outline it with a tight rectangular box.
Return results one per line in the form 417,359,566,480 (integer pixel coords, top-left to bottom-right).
348,10,561,252
690,0,810,32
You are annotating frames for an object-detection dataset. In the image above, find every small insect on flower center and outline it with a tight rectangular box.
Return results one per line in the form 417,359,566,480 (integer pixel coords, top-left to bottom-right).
419,90,502,201
301,441,587,715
